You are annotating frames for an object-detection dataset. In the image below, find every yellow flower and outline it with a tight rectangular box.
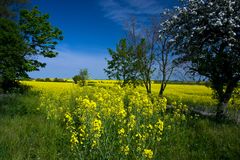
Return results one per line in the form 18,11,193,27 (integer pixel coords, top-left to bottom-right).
155,119,164,132
92,118,102,139
70,132,79,147
135,133,142,139
65,112,73,122
147,124,153,130
121,145,130,155
143,149,153,159
128,114,136,130
91,140,97,148
92,119,102,132
118,128,125,136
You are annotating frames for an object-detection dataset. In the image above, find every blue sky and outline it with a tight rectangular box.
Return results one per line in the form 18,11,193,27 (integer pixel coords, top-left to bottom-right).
29,0,178,79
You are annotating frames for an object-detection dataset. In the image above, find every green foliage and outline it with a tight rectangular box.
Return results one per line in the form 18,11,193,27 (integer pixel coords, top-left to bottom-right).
0,18,27,91
19,7,63,71
0,6,63,92
164,0,240,118
105,21,159,93
53,78,65,82
136,38,155,93
78,69,89,86
229,88,240,121
105,39,139,87
72,75,80,84
44,78,51,82
72,68,89,86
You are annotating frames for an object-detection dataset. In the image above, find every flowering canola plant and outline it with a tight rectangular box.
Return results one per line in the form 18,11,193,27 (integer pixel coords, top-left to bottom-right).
63,86,166,159
22,81,168,159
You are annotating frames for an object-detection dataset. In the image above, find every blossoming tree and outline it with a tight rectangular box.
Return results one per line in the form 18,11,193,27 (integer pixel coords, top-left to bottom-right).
162,0,240,119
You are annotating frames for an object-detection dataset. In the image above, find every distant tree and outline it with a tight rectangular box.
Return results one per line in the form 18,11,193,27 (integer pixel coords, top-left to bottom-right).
72,75,80,84
45,78,51,82
53,78,65,82
104,39,139,87
78,69,89,86
0,7,63,91
164,0,240,119
35,78,44,82
73,69,89,86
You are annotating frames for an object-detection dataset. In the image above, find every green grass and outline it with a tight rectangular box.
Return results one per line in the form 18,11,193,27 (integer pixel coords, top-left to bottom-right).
0,92,71,160
0,115,65,160
0,82,239,159
159,118,240,159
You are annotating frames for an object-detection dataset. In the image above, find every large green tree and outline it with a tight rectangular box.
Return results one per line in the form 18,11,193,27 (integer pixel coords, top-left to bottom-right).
19,7,63,71
0,6,63,91
0,18,27,91
164,0,240,119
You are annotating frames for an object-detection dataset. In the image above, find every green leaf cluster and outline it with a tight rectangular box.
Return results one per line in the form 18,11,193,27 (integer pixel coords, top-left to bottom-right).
0,5,63,92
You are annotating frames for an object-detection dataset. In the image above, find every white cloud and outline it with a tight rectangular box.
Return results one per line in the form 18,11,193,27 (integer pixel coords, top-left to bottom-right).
99,0,163,28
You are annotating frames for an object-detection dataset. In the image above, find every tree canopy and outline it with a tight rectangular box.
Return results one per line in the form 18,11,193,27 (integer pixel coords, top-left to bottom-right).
0,6,63,91
104,39,138,87
163,0,240,119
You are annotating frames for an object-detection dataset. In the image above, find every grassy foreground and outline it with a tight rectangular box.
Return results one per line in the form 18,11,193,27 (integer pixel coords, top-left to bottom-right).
0,81,239,159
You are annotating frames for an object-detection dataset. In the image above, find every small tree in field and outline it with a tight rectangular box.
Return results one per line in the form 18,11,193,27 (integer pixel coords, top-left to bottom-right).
164,0,240,119
104,39,139,87
135,38,155,93
76,69,89,86
72,75,80,84
136,19,160,94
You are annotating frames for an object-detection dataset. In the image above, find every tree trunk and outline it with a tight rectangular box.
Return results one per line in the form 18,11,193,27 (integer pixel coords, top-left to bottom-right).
159,70,166,97
159,82,165,97
145,81,151,94
148,81,151,94
216,102,228,120
214,80,238,121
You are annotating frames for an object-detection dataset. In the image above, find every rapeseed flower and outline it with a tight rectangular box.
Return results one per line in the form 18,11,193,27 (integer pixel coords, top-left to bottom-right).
143,149,153,159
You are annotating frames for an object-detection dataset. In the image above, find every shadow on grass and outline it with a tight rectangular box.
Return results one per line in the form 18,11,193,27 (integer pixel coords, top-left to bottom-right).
0,84,42,116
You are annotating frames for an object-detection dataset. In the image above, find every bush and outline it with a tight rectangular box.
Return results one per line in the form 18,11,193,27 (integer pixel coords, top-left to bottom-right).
53,78,65,82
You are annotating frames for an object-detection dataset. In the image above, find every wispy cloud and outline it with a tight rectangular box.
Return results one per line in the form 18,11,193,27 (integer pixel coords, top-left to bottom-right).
99,0,164,28
28,47,109,79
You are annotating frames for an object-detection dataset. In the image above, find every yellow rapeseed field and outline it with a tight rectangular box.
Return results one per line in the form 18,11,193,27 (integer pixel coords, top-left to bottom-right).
21,80,189,159
22,81,216,159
